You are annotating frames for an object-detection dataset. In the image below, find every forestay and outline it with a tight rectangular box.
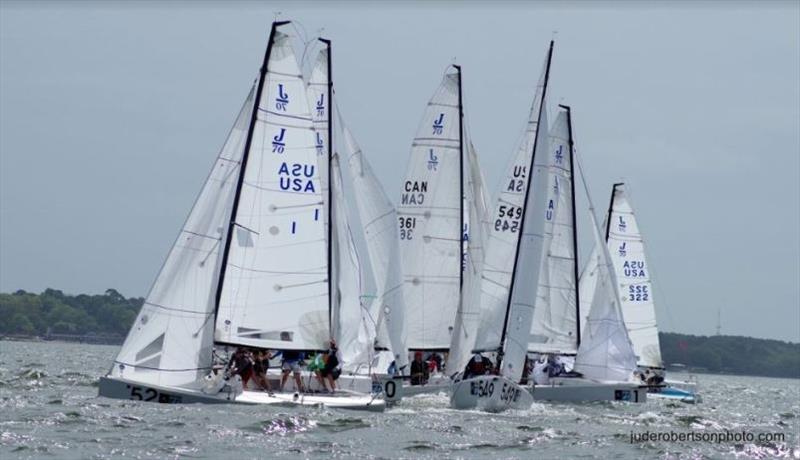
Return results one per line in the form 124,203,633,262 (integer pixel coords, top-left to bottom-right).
112,85,256,387
397,69,462,350
528,110,579,355
606,184,663,369
344,125,410,370
215,27,329,350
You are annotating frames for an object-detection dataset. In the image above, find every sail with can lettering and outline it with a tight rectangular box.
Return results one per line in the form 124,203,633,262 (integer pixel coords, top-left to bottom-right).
397,68,463,351
528,109,579,355
605,184,663,369
214,28,330,350
110,84,256,387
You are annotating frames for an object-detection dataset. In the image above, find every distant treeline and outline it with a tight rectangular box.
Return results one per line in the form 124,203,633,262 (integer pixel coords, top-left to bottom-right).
0,288,141,339
1,289,798,379
660,332,800,379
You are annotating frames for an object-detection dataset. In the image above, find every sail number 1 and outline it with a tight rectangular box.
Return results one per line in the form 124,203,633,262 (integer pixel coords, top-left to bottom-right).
494,205,522,233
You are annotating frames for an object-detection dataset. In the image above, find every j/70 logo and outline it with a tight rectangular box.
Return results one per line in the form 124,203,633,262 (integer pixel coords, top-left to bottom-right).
272,128,286,153
275,84,289,111
432,113,445,135
315,132,324,156
316,93,325,118
427,149,439,171
618,216,627,232
554,144,563,165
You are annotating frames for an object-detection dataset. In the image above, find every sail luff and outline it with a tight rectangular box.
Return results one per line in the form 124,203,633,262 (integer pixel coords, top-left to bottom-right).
322,38,334,336
563,105,582,346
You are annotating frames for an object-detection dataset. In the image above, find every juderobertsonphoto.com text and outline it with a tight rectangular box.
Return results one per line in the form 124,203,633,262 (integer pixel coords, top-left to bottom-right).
630,430,787,444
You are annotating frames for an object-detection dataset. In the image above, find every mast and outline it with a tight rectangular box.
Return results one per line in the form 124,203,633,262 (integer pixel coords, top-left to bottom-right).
499,40,554,356
605,182,624,241
559,103,581,346
213,20,289,319
320,37,333,338
454,64,464,295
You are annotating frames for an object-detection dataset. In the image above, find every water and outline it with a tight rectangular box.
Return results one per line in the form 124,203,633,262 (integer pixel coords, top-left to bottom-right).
0,340,797,459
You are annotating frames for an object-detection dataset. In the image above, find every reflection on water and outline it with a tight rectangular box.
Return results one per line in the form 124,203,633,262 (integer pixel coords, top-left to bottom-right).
0,340,798,459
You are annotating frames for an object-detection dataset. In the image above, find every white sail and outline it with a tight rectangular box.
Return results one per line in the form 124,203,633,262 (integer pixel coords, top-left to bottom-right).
528,110,579,355
606,184,663,369
112,84,256,387
500,104,551,382
447,138,489,375
330,153,374,370
306,47,330,237
577,242,599,340
344,126,410,370
574,213,638,382
474,50,551,360
397,69,462,350
215,28,329,350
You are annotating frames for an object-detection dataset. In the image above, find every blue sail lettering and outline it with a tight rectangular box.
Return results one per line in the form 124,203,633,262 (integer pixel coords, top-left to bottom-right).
275,84,289,111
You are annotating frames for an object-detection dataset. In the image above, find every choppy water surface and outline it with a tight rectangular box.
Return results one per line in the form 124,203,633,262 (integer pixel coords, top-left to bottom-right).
0,340,797,459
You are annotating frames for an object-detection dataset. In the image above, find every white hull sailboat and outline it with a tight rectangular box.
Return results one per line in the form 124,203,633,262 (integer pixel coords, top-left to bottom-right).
448,43,557,413
601,184,701,404
98,21,385,412
450,375,534,412
526,103,646,404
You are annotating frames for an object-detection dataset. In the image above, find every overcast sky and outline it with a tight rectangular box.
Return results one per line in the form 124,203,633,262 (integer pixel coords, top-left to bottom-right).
1,1,798,342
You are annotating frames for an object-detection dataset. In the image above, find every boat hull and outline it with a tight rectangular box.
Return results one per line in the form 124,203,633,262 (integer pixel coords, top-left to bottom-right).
98,376,385,412
529,377,647,403
647,385,701,404
449,375,533,412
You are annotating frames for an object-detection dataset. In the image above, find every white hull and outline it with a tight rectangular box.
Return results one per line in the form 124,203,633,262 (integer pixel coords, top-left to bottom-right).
450,375,533,412
529,377,647,403
98,376,385,412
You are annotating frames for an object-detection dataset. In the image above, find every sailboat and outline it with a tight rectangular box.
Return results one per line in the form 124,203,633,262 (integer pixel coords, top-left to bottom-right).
527,106,647,403
599,183,701,403
395,65,474,396
449,42,560,412
98,21,384,411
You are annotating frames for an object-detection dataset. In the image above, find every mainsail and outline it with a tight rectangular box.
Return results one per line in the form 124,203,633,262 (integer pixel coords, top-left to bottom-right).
214,23,330,350
605,184,663,369
528,108,580,355
111,84,256,387
397,67,463,350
